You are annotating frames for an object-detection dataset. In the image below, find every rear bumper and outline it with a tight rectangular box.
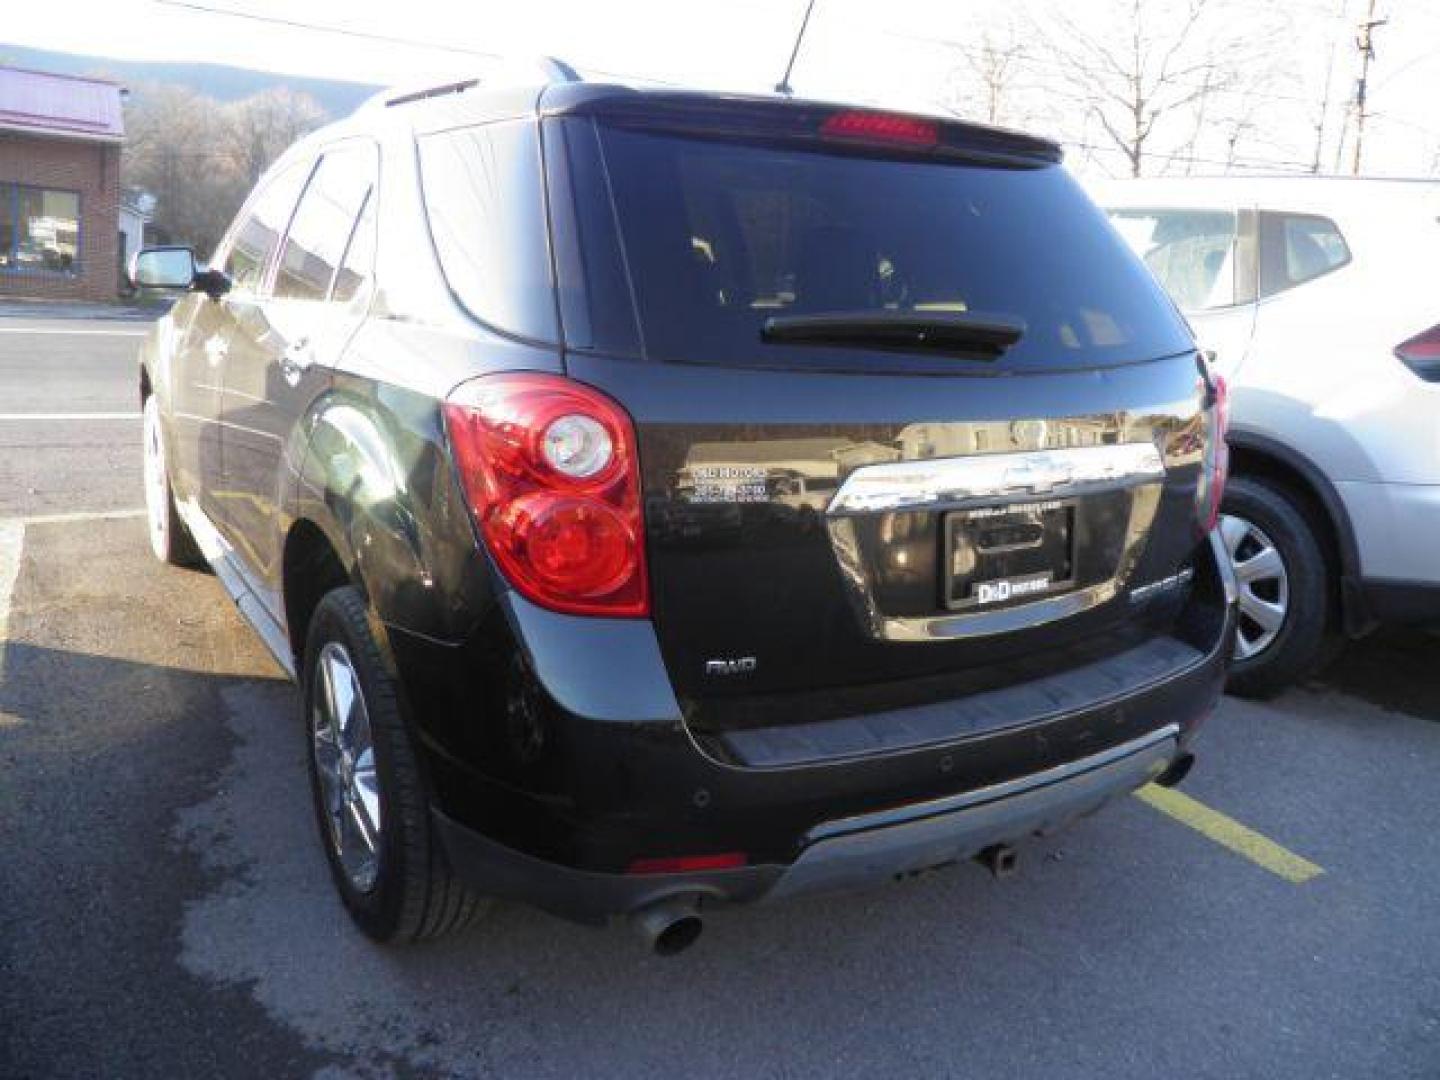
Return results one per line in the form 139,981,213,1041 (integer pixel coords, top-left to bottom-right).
411,532,1234,925
434,722,1180,924
766,723,1176,901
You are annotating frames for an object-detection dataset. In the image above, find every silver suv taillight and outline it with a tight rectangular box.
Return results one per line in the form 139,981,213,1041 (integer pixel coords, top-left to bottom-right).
1395,323,1440,382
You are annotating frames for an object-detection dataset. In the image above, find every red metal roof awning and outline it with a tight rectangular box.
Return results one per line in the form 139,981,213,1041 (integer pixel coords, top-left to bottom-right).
0,66,125,143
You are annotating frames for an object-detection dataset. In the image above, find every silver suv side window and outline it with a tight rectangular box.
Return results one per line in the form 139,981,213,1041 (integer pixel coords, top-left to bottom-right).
1107,209,1239,312
1259,212,1350,297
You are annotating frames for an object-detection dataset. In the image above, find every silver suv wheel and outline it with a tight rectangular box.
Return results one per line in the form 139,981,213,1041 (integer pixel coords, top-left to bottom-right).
1219,513,1290,660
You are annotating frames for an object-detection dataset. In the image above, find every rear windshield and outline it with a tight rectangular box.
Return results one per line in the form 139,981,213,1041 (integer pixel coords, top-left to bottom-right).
555,120,1192,371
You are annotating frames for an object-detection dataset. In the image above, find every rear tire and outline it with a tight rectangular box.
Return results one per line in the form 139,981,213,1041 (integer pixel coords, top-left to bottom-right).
141,394,203,568
303,586,488,943
1220,476,1338,698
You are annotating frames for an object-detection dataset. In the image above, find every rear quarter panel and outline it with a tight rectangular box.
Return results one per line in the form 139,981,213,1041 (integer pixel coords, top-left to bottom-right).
289,319,564,643
1239,213,1440,487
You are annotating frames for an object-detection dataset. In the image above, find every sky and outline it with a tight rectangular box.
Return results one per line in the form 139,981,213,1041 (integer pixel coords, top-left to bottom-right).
6,0,1439,177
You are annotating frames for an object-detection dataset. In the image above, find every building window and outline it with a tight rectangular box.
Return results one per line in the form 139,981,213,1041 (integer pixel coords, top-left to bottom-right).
0,184,82,276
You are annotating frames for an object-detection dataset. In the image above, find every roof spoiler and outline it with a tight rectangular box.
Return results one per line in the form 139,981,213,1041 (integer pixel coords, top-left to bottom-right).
540,89,1063,167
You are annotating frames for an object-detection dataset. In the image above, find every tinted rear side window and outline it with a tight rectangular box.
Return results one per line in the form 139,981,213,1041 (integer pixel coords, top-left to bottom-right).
220,159,311,294
1259,212,1350,297
562,124,1191,370
332,190,377,305
274,143,377,302
418,121,556,342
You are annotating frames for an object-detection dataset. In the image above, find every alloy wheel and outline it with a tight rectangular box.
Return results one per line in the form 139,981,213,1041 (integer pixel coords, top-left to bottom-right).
1219,513,1290,661
311,642,383,893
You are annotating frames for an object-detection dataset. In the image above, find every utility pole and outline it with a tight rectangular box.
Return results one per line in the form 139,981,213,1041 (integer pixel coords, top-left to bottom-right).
1350,0,1388,175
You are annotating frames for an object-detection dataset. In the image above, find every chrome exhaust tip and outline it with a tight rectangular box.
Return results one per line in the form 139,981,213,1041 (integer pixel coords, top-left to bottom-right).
632,899,704,957
1156,752,1196,789
975,843,1019,880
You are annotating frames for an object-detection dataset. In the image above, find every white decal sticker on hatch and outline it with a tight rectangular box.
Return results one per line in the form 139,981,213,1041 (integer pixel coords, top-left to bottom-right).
683,466,770,504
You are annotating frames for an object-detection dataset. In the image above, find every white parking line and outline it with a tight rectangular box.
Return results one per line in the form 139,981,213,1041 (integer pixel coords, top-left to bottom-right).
0,412,142,421
19,509,146,527
0,327,149,336
0,510,148,685
0,520,23,686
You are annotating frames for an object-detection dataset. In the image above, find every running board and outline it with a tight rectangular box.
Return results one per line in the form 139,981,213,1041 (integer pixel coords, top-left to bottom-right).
174,498,297,681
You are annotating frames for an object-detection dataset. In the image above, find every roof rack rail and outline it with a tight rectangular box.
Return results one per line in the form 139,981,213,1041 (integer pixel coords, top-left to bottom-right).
384,78,480,108
366,55,583,111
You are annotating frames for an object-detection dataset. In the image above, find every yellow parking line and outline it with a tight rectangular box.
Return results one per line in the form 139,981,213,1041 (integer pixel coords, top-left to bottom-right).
1134,784,1325,884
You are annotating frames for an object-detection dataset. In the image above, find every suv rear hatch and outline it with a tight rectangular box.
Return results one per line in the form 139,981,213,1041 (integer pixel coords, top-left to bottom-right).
542,89,1215,742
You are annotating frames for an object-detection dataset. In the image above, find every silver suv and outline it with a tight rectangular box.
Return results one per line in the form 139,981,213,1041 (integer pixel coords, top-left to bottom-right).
1101,176,1440,695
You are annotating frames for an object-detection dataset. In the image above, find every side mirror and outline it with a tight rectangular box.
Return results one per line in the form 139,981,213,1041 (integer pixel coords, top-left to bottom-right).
131,246,232,300
131,246,197,290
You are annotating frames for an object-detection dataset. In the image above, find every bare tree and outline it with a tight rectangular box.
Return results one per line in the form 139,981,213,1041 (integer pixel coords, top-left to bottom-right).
940,21,1029,127
122,84,328,255
122,84,243,255
224,87,327,189
1035,0,1287,176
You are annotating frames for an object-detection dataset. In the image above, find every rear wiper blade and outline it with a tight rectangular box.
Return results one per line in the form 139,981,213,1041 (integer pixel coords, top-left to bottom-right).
760,311,1026,358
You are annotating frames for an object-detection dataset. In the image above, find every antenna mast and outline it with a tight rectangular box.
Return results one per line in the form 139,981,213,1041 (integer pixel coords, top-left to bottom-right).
775,0,818,95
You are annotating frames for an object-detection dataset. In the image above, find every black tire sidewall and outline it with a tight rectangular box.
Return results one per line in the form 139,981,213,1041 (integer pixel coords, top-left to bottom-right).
302,587,420,941
1223,476,1334,697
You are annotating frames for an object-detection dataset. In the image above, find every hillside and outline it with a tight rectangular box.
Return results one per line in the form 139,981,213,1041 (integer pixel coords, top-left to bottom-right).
0,45,380,117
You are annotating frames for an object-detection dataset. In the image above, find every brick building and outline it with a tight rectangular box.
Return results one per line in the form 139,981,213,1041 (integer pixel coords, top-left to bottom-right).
0,67,126,302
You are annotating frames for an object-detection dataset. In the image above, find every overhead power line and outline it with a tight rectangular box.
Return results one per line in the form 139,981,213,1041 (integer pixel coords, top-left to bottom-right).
1066,139,1315,174
151,0,688,87
143,0,1345,176
153,0,503,58
870,22,1341,111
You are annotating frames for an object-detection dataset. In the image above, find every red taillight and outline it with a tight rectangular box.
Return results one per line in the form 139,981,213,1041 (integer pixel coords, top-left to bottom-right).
820,109,938,148
1396,324,1440,382
443,373,648,617
1212,372,1230,440
1199,371,1230,533
626,852,748,876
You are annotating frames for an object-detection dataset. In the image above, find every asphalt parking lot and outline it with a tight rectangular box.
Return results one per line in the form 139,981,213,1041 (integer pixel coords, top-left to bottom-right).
2,316,1438,1079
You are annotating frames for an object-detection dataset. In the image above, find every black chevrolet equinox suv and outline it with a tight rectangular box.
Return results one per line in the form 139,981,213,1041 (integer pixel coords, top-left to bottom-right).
134,62,1236,953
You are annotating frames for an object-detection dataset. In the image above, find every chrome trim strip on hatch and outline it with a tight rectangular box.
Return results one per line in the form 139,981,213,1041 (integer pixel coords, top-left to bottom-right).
826,441,1165,516
825,442,1166,642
